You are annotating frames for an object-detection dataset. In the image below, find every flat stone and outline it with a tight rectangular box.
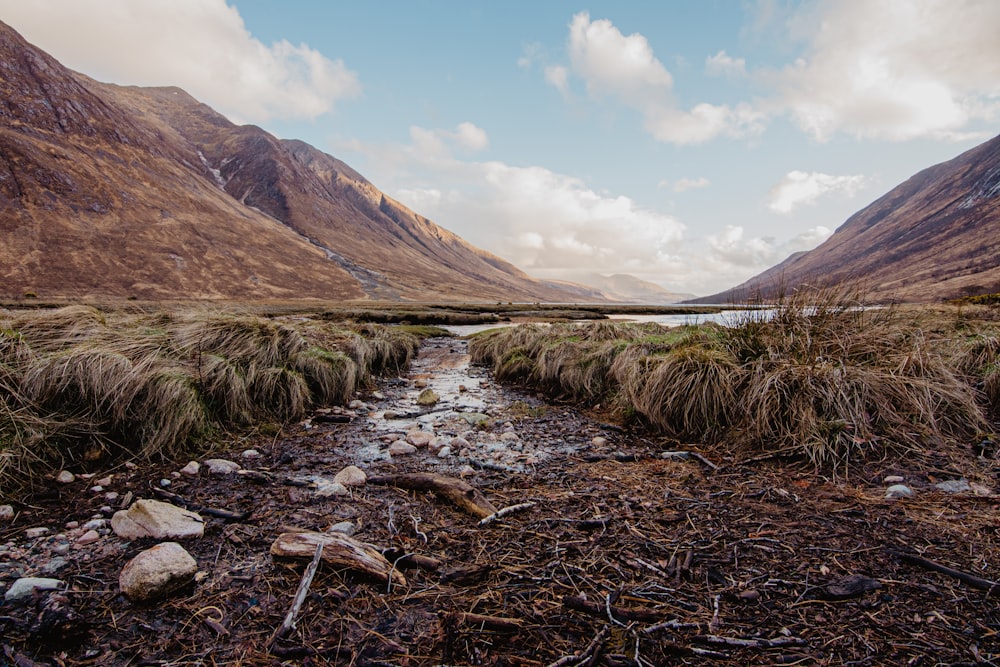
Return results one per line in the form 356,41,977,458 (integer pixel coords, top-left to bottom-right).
25,527,49,539
451,436,471,450
883,475,905,484
458,413,490,426
333,466,366,487
389,441,417,456
82,519,106,531
406,431,434,448
5,577,64,601
179,461,201,476
416,388,439,406
203,459,240,475
935,479,971,494
371,391,385,400
314,480,349,498
0,505,14,521
240,449,260,460
41,557,70,576
56,470,75,484
76,530,100,545
885,484,914,499
111,499,205,540
96,476,112,487
119,542,198,602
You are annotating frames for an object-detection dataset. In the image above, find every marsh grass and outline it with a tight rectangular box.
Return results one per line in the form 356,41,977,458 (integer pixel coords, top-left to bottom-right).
470,289,991,467
0,306,421,497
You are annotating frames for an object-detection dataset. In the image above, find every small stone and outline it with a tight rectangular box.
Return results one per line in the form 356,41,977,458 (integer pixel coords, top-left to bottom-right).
934,479,971,494
159,478,172,488
383,411,400,420
241,449,260,460
661,451,692,461
111,499,205,540
428,436,450,453
52,542,70,556
458,413,490,426
5,577,63,601
407,431,434,448
333,466,367,487
90,485,104,493
458,465,476,477
170,471,181,479
0,505,14,521
124,461,138,470
348,399,365,410
416,388,439,406
56,470,75,484
738,589,761,601
883,475,905,484
41,557,70,576
77,530,100,545
372,391,385,400
65,520,80,530
414,379,429,389
328,521,356,536
500,432,520,442
885,484,914,499
119,542,198,602
458,385,468,393
451,436,471,450
82,519,106,531
25,527,49,539
179,461,201,476
105,492,119,502
436,446,452,458
592,436,608,447
314,481,349,498
203,459,241,475
96,476,112,487
389,441,417,456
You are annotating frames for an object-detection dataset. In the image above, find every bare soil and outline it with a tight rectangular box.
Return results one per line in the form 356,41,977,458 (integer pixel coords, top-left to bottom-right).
1,336,998,666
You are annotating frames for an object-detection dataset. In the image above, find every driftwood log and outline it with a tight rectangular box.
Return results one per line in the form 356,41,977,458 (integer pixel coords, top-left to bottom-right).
367,473,498,519
270,531,406,587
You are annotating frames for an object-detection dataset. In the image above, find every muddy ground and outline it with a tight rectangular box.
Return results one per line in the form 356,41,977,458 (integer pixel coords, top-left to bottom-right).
1,334,998,666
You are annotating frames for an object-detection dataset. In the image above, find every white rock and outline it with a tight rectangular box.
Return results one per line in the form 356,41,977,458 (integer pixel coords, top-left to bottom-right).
111,499,205,540
5,577,63,601
348,399,365,410
240,449,260,460
159,479,171,488
389,440,417,456
592,436,608,447
333,466,367,487
119,542,198,602
372,391,385,400
406,431,434,448
428,436,450,453
436,446,452,458
90,486,104,493
77,530,100,545
96,476,112,487
0,505,15,521
105,492,119,502
314,481,349,498
883,475,905,484
56,470,75,484
25,527,49,539
179,461,200,476
203,459,240,475
885,484,914,499
500,431,520,442
82,519,106,531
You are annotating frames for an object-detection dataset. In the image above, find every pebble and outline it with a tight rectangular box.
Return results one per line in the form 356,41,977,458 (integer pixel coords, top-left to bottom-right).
0,505,14,521
885,484,914,499
348,399,365,410
96,476,113,487
499,432,520,442
179,461,200,476
372,391,385,400
77,530,101,545
65,521,80,530
5,577,64,601
124,461,138,470
41,557,70,575
934,479,971,494
416,388,440,406
314,481,349,498
328,521,356,536
592,436,608,447
56,470,75,484
389,441,417,456
25,527,49,539
428,436,450,453
407,430,435,448
90,485,104,493
82,519,106,531
170,471,181,479
52,542,70,556
458,465,476,477
204,459,241,475
738,589,761,601
414,379,429,389
159,478,172,487
883,475,905,484
437,446,452,458
333,466,367,487
241,449,260,460
105,492,119,502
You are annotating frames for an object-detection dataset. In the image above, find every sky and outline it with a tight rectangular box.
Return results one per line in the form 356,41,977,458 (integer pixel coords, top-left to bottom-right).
2,1,999,297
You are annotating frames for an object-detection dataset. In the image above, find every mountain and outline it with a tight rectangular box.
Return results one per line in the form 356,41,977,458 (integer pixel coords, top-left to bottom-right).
0,21,602,303
693,135,1000,303
569,273,693,304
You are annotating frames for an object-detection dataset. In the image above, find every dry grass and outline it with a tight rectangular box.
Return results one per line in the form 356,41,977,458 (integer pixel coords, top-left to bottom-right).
470,291,992,467
0,306,421,498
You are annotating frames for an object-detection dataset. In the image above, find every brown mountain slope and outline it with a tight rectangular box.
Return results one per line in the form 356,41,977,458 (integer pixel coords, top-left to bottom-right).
0,20,598,302
693,135,1000,303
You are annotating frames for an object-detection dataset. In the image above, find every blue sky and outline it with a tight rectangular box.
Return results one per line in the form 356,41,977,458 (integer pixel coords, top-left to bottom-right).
3,1,999,296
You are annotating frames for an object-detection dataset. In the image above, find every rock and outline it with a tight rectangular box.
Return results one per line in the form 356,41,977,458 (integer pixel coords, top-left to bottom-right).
204,459,240,475
333,466,367,487
934,479,971,494
96,476,112,487
414,379,429,389
383,410,400,419
738,589,761,601
451,436,471,450
885,484,914,499
458,465,476,477
5,577,64,601
499,432,520,442
119,542,198,602
56,470,75,484
76,530,100,545
26,527,49,539
458,385,468,392
179,461,201,476
314,480,349,498
52,542,70,556
372,391,385,400
458,412,490,426
661,451,692,461
65,521,80,530
82,519,106,531
436,446,452,458
592,436,608,447
159,479,171,487
416,388,439,406
389,441,417,456
105,492,119,502
240,449,260,460
0,505,14,521
41,557,70,576
90,486,104,493
348,399,365,410
428,436,450,453
111,499,205,540
824,574,881,599
406,430,434,448
883,475,905,484
328,521,356,536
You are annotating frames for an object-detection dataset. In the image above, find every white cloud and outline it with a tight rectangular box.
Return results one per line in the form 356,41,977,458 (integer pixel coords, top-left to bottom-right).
705,50,747,77
770,0,1000,141
706,224,832,271
562,12,763,145
544,65,570,97
408,122,490,160
662,177,711,193
767,171,865,214
0,0,360,123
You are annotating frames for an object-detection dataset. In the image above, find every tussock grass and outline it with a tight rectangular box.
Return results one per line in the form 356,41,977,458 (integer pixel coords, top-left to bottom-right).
0,306,420,499
471,290,991,468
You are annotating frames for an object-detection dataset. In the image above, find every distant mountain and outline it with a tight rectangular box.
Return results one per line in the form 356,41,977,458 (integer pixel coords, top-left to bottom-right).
692,134,1000,304
572,273,693,304
0,20,603,303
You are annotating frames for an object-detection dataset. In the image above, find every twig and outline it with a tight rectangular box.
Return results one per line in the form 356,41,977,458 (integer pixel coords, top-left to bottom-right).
642,618,701,634
268,542,323,648
890,550,1000,593
544,625,610,667
689,452,719,470
695,635,808,649
478,501,536,527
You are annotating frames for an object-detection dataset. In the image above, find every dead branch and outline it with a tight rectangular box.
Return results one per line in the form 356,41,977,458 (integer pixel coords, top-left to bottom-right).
563,595,664,623
444,611,523,633
890,550,999,592
544,625,609,667
270,531,406,587
367,472,498,519
268,542,323,648
478,501,536,526
695,634,808,649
